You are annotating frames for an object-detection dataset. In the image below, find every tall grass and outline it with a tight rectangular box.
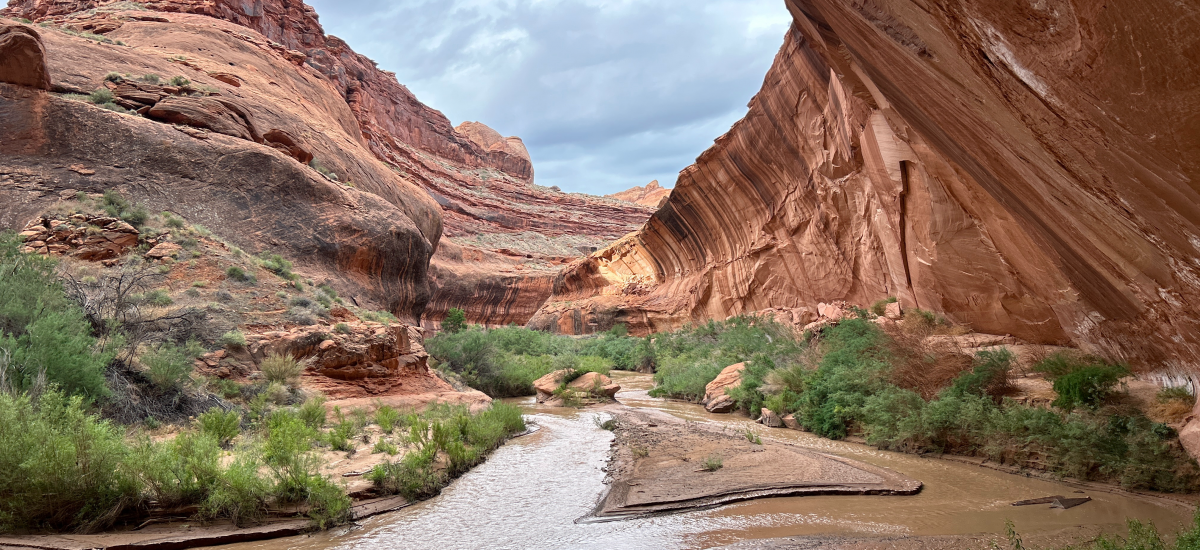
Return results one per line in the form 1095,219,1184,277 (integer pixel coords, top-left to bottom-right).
368,402,525,500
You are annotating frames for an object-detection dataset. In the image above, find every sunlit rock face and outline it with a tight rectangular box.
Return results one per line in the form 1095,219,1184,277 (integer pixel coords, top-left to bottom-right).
532,0,1200,373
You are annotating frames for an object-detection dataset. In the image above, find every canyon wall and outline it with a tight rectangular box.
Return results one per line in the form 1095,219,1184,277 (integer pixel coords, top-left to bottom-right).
532,0,1200,373
1,0,656,326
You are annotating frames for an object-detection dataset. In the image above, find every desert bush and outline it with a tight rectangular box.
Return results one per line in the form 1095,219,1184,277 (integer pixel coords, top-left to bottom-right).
0,391,140,532
649,317,802,403
373,439,399,455
298,396,327,429
144,289,173,306
258,254,296,280
369,403,524,499
1034,352,1130,411
701,455,723,472
141,340,201,390
198,408,240,447
100,189,148,226
225,265,254,283
219,329,246,349
140,73,161,84
333,322,351,334
200,455,269,527
944,348,1015,401
870,296,898,317
0,234,112,399
133,431,222,507
795,318,893,439
260,353,302,386
375,405,400,434
442,307,467,334
169,75,190,87
89,88,114,104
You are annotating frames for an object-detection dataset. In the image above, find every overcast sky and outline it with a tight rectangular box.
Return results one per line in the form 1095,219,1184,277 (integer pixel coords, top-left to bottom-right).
306,0,792,195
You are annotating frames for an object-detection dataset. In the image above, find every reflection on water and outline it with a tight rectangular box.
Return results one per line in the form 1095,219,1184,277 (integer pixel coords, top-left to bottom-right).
220,372,1193,550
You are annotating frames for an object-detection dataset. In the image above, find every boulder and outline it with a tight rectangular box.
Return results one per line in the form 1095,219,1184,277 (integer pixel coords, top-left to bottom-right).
702,362,746,413
145,241,182,259
0,24,50,89
1181,400,1200,464
782,413,801,430
567,371,620,398
19,215,138,261
532,369,620,403
147,97,258,141
759,408,784,428
885,302,902,320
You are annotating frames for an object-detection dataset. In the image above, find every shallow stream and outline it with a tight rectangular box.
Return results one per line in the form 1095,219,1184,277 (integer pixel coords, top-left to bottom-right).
222,372,1193,549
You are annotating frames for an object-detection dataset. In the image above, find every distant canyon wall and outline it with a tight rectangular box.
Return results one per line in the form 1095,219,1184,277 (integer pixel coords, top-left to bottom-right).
532,0,1200,373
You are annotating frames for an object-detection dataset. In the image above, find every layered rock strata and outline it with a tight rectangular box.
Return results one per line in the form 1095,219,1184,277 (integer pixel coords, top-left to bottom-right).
606,180,672,208
532,0,1200,376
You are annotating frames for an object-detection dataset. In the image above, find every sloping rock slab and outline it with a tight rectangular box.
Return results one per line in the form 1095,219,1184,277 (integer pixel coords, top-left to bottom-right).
591,408,921,520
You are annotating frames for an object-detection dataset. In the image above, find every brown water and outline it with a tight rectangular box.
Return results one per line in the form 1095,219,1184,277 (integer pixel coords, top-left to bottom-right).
220,372,1193,550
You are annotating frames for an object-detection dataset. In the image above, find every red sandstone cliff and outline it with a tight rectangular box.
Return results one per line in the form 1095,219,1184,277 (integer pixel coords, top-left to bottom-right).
531,0,1200,375
0,0,656,327
607,180,671,208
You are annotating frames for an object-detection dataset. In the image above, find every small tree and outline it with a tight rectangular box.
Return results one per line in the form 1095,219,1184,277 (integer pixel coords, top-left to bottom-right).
443,308,467,334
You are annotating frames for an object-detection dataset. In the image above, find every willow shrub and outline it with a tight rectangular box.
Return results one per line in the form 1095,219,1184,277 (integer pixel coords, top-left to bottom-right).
649,317,804,402
0,391,140,532
0,233,111,400
368,402,525,500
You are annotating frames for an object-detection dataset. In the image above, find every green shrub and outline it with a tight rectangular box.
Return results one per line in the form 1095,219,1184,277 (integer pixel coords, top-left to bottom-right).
0,391,140,532
649,317,802,403
200,455,269,527
373,439,398,455
869,296,898,317
0,234,112,399
225,265,254,283
1035,352,1130,411
140,73,161,84
169,75,190,87
701,454,723,472
795,319,892,439
219,329,246,349
442,308,467,334
88,88,114,104
375,405,400,434
1159,386,1196,405
260,353,302,386
198,408,240,447
258,254,296,280
945,348,1014,401
134,431,221,508
141,341,201,391
298,396,327,429
144,289,173,306
333,323,351,335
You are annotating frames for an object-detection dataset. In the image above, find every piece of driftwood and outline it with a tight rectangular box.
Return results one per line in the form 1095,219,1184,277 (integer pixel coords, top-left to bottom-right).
1012,495,1064,506
1051,496,1092,509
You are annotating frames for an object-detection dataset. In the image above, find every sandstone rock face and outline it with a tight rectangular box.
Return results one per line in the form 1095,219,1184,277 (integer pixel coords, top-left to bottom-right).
0,24,50,89
606,180,671,208
532,0,1200,375
147,96,259,141
702,362,746,413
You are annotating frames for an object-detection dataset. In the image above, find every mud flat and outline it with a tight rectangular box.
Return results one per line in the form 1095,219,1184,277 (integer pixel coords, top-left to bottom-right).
593,407,922,519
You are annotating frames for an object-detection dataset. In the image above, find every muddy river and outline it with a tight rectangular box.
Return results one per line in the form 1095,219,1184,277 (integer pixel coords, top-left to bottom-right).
222,372,1193,549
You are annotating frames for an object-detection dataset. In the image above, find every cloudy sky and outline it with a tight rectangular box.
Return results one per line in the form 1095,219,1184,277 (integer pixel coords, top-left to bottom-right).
306,0,793,195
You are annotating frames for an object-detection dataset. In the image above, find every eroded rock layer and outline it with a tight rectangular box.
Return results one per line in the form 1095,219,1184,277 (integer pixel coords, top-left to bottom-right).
532,0,1200,373
0,0,655,325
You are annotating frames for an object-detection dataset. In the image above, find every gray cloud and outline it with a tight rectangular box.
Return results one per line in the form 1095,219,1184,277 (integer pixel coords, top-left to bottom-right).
307,0,792,195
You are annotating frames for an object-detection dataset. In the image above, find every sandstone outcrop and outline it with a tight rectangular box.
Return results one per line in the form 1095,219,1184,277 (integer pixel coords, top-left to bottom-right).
702,362,746,413
195,321,490,411
0,24,50,89
532,368,621,405
606,180,671,208
19,213,139,263
531,0,1200,380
